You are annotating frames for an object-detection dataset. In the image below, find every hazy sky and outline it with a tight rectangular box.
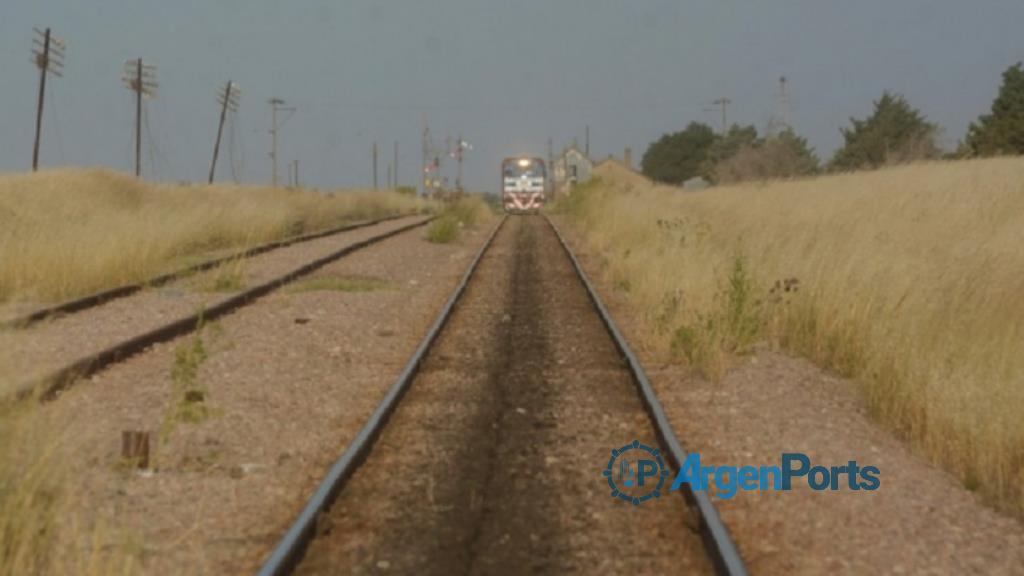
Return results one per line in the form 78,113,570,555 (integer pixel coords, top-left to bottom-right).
2,1,1022,191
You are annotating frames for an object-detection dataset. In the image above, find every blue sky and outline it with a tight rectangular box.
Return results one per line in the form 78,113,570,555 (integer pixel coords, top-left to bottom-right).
1,1,1022,191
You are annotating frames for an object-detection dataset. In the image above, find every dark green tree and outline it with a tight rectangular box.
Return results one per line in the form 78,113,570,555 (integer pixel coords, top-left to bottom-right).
829,92,940,171
641,122,717,184
966,63,1024,156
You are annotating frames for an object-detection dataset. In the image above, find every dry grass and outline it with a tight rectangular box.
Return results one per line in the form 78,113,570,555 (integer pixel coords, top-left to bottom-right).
0,168,424,304
0,399,137,576
559,158,1024,517
425,195,494,244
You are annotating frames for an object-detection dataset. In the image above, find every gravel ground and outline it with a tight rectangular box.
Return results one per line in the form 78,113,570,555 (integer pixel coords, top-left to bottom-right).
297,216,712,575
555,216,1024,575
29,219,492,574
0,216,428,393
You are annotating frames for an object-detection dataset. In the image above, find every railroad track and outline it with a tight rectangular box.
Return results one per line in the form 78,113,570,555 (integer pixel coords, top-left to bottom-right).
258,215,746,575
5,215,433,402
1,214,410,331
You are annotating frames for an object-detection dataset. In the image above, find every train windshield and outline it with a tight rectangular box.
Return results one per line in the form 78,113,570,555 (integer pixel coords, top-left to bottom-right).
503,160,545,179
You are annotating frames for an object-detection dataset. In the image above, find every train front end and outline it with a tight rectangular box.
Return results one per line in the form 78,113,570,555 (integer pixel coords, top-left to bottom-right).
502,157,546,213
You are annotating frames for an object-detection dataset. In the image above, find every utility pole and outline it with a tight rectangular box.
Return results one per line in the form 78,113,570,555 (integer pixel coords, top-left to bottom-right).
268,98,296,186
31,28,65,171
393,141,399,188
585,125,590,158
456,133,463,192
706,97,732,134
209,80,240,183
387,163,392,189
547,137,554,196
421,114,428,196
372,142,378,189
122,58,157,177
293,160,299,188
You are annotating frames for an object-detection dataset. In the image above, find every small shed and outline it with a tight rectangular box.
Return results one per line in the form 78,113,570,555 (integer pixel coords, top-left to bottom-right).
552,146,593,196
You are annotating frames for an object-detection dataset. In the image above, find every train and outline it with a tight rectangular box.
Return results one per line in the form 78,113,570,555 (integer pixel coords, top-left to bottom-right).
501,157,546,213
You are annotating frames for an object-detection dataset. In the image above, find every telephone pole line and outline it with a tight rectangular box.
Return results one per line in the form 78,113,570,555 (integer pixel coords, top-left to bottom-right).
268,98,296,186
209,80,240,183
31,28,65,171
122,58,157,177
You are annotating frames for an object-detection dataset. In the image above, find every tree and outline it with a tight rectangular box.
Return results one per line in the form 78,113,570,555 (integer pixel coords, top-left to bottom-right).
966,63,1024,156
829,92,940,171
714,129,819,184
641,122,716,184
702,124,760,181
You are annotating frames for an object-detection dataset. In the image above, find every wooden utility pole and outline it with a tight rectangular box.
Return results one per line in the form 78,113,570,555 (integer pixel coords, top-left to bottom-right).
31,28,64,171
135,60,141,176
209,80,240,183
372,142,379,189
122,59,157,177
585,125,590,158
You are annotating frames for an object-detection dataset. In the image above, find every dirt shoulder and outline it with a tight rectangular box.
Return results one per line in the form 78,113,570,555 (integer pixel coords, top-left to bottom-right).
555,216,1024,575
28,219,493,575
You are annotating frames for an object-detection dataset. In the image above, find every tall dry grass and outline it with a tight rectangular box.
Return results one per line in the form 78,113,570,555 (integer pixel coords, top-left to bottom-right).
559,158,1024,517
0,397,137,576
0,168,423,304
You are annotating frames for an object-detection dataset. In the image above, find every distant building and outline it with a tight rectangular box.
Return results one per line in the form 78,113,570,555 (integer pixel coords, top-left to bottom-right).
552,146,593,197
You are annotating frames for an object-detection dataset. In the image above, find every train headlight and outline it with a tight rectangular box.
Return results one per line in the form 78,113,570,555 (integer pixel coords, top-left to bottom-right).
517,158,531,167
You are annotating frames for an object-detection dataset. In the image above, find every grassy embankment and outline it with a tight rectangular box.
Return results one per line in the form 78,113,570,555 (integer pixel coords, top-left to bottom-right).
0,168,424,305
559,158,1024,518
425,195,494,243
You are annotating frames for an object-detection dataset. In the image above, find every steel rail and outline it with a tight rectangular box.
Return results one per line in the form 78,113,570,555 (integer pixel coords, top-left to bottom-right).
256,215,508,576
2,214,412,330
13,217,433,403
545,215,748,576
